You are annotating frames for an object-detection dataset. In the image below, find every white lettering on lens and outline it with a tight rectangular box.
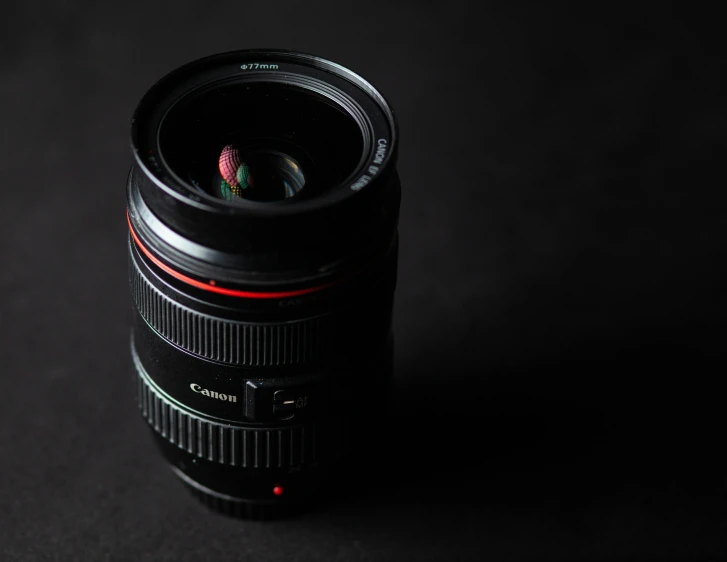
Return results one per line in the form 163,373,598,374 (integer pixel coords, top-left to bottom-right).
351,174,371,191
351,138,389,191
190,383,237,403
374,138,388,164
240,63,279,70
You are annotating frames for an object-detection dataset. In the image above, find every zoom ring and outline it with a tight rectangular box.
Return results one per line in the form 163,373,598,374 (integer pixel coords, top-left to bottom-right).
130,244,334,366
136,368,317,469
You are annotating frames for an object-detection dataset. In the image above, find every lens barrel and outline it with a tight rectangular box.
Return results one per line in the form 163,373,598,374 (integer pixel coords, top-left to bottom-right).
127,50,400,518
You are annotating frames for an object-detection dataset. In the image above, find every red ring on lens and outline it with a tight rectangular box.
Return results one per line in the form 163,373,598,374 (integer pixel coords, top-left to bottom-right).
126,211,337,299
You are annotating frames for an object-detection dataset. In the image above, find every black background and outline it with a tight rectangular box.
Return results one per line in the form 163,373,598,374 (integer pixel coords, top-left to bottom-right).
1,3,726,561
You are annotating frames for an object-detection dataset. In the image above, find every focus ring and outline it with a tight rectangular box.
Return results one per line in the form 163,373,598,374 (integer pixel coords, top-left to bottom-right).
135,362,317,469
130,239,333,366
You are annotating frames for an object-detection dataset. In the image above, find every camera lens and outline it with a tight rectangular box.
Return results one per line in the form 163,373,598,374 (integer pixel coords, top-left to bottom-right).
126,50,400,519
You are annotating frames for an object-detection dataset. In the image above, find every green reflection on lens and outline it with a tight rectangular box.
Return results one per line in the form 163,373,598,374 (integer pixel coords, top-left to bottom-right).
215,143,305,203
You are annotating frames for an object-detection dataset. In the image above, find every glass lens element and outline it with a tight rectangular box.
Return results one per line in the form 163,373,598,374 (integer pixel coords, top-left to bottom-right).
159,82,363,203
216,144,306,202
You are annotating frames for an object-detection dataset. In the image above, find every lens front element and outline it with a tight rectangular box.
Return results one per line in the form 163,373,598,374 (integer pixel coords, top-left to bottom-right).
216,144,306,202
159,81,363,204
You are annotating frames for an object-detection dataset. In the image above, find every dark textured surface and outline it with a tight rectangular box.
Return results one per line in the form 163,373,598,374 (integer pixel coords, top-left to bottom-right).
1,3,726,561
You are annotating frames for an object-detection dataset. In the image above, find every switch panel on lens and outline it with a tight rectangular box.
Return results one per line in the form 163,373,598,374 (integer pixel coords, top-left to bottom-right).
245,380,318,423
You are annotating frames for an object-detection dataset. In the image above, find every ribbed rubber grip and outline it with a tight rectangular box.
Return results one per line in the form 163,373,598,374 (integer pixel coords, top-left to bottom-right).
130,243,334,366
136,365,317,469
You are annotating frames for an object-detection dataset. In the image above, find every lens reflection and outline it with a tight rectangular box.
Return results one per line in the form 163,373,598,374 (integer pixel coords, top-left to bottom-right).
215,144,306,202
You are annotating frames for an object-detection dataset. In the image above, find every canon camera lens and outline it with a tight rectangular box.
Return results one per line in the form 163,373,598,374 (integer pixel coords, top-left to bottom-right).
126,50,400,519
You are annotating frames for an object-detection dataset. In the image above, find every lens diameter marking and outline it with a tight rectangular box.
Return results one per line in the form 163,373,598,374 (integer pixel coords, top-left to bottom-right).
240,63,279,70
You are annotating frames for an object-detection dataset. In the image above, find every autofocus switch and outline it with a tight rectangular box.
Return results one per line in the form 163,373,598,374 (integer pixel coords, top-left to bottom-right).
246,381,315,422
273,390,296,420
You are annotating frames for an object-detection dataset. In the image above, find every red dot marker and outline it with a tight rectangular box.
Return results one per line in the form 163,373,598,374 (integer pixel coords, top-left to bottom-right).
272,485,284,496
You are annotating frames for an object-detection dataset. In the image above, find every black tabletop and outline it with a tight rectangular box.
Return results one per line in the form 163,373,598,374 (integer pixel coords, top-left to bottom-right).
2,3,726,561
